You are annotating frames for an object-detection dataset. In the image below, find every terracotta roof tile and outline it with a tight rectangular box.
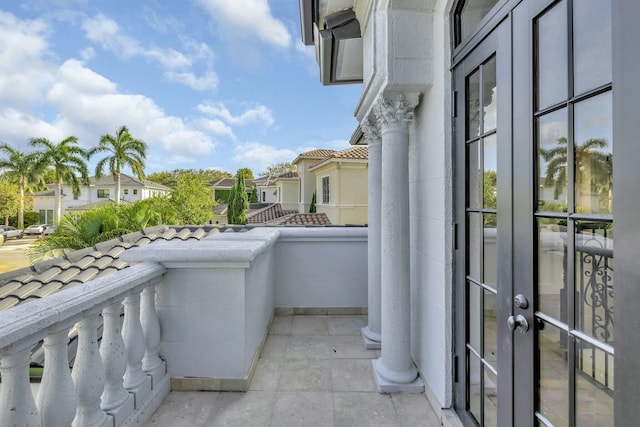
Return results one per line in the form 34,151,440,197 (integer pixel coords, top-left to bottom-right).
0,223,353,313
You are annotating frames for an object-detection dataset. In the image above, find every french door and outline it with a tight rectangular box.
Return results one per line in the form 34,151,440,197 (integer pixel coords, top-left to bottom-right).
454,1,614,426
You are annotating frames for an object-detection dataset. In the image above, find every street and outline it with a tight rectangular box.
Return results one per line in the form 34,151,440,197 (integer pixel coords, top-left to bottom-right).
0,236,37,274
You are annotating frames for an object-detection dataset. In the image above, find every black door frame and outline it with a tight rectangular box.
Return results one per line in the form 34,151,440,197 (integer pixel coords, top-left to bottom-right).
453,16,513,427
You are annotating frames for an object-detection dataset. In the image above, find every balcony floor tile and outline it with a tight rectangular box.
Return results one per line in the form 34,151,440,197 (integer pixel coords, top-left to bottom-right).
145,315,440,427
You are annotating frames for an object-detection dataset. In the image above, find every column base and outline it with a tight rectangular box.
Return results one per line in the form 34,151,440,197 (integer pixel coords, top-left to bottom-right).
371,359,424,394
361,326,381,350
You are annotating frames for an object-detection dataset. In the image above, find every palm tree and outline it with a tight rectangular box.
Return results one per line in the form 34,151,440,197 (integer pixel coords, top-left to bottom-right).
91,126,147,205
0,144,48,229
540,137,612,213
30,136,90,225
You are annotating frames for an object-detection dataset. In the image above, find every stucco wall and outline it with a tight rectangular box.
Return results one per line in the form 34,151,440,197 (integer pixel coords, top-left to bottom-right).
407,1,453,408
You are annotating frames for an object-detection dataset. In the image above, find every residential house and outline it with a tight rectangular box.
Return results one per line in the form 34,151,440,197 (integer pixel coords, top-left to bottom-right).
252,173,299,208
292,149,337,213
298,0,630,425
309,145,368,225
31,174,170,224
211,178,257,203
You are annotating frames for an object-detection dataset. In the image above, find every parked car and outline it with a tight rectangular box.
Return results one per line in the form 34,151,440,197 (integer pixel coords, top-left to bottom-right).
0,226,24,240
24,224,48,236
43,225,57,235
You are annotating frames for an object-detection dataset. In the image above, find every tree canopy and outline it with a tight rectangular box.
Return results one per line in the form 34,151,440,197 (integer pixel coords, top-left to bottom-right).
91,125,147,205
260,162,295,178
30,136,90,225
147,168,233,189
0,144,48,228
170,172,214,225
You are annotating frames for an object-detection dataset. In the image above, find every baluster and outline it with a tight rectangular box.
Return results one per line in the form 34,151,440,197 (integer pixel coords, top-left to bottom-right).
141,284,164,384
37,325,76,427
0,339,39,427
122,289,150,404
100,298,134,423
72,312,110,427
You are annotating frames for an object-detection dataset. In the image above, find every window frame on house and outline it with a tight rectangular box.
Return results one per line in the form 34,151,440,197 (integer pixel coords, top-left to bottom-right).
124,189,129,195
133,189,138,195
97,189,110,199
322,176,330,204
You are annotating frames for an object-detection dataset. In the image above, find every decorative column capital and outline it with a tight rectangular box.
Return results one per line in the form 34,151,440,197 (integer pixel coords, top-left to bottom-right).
361,115,382,147
373,93,420,132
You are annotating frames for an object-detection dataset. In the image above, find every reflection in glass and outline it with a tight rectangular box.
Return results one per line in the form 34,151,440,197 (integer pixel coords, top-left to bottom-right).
484,134,497,209
483,290,497,367
538,322,569,427
468,141,482,208
537,218,567,322
536,1,568,110
469,352,482,424
484,368,497,427
573,0,612,95
468,213,482,281
574,92,613,214
538,108,568,212
575,221,614,344
575,340,614,426
467,69,481,139
483,56,497,132
459,0,499,45
469,281,481,352
483,214,497,289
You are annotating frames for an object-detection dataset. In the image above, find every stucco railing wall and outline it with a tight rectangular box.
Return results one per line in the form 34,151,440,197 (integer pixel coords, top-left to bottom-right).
123,227,367,391
0,262,168,427
274,228,368,309
0,227,368,425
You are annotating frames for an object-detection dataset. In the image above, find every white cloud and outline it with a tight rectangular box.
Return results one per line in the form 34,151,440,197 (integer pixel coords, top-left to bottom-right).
164,71,218,91
0,12,55,108
81,13,218,90
195,118,235,138
233,142,297,172
44,60,216,160
197,102,274,126
197,0,291,49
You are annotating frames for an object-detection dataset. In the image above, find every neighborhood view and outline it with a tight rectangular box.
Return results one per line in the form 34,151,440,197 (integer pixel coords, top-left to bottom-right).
0,126,369,270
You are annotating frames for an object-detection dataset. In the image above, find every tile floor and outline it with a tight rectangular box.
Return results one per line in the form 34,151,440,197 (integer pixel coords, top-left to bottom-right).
145,314,443,427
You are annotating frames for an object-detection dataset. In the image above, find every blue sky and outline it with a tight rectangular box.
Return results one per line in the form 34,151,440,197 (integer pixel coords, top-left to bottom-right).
0,0,362,175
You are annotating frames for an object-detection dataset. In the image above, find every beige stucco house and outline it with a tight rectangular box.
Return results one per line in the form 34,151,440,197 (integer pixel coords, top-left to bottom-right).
309,146,368,225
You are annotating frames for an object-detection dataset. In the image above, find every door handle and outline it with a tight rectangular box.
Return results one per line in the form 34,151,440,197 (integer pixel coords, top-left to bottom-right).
507,315,529,333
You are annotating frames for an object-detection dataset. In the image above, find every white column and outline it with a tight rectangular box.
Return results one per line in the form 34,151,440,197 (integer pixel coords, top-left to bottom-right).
141,284,166,386
372,93,424,393
37,325,77,427
101,298,134,425
72,312,111,427
0,339,39,427
122,290,151,405
361,115,382,349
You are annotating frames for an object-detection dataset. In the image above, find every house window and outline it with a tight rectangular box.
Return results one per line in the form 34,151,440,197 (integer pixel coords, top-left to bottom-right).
454,0,499,46
262,191,266,202
133,189,138,195
322,176,330,204
124,189,129,195
97,189,109,199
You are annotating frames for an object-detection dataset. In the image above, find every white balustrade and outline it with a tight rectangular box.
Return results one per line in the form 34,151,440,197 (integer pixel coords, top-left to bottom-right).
0,339,39,427
72,311,110,427
0,262,167,427
141,283,164,384
37,325,77,427
122,289,151,402
100,298,134,424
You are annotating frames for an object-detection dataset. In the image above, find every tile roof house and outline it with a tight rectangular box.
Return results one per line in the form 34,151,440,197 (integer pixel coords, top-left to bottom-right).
31,174,170,224
308,146,368,225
